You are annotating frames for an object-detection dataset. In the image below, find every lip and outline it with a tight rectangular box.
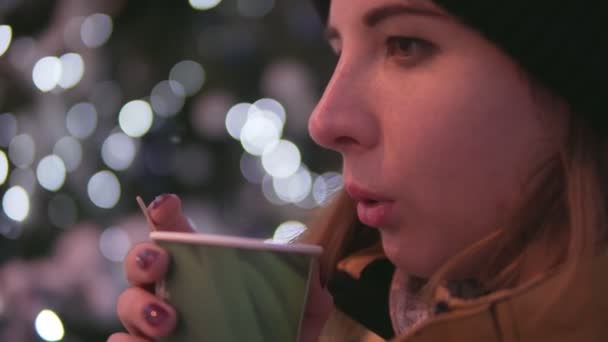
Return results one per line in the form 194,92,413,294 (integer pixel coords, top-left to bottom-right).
345,183,395,227
345,183,392,202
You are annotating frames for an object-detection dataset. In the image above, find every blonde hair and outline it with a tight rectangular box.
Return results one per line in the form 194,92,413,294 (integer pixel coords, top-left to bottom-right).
299,113,608,338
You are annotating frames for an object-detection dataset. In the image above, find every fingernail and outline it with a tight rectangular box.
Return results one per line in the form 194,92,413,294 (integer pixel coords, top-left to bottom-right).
136,249,159,270
150,194,171,210
143,303,168,327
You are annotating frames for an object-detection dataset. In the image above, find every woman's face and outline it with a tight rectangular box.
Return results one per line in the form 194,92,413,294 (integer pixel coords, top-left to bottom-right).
308,0,567,278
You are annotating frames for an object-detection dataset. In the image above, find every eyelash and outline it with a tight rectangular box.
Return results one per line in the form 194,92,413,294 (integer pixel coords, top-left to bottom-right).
385,36,435,65
329,36,436,65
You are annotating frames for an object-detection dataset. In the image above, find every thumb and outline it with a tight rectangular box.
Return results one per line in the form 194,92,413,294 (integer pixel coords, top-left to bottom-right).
147,194,194,232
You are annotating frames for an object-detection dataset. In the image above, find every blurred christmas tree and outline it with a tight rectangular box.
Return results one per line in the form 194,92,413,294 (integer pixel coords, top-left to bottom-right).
0,0,341,340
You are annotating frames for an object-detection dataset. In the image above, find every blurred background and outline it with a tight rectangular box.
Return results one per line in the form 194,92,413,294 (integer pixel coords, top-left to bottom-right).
0,0,343,340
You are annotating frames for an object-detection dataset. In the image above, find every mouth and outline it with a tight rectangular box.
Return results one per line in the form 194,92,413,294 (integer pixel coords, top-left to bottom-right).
345,183,395,227
360,198,381,206
355,199,394,227
345,182,391,202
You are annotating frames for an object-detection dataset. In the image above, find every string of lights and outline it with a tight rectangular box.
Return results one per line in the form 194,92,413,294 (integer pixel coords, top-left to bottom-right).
0,0,342,341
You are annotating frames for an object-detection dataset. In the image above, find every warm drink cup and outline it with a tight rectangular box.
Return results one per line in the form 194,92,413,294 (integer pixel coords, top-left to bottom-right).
151,231,323,342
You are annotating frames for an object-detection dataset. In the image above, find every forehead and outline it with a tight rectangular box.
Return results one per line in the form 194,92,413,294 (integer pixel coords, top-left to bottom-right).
324,0,450,38
327,0,447,24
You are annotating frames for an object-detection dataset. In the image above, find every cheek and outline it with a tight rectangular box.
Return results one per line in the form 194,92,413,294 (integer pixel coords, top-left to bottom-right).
380,53,543,200
375,58,547,275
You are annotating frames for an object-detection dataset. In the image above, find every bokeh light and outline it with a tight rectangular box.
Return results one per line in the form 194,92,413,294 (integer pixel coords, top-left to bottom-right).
35,309,65,342
260,60,316,132
36,155,67,191
248,103,284,136
225,103,251,140
53,136,83,172
0,25,12,57
66,102,98,139
239,152,265,184
32,56,62,92
0,6,342,340
294,174,320,210
313,172,343,206
87,170,121,209
237,0,275,18
48,193,78,229
119,100,154,137
272,166,312,203
102,133,137,171
261,174,287,205
99,226,131,262
2,186,30,222
240,112,280,156
169,60,206,96
58,53,85,89
150,80,186,117
8,134,35,168
0,113,18,147
0,150,8,185
189,0,222,10
261,139,301,178
272,220,306,243
253,98,286,125
80,13,113,48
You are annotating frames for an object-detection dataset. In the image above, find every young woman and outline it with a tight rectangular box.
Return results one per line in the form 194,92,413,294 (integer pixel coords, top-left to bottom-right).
109,0,608,341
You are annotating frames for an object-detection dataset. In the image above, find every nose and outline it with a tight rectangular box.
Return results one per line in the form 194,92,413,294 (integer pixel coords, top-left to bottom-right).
308,61,379,154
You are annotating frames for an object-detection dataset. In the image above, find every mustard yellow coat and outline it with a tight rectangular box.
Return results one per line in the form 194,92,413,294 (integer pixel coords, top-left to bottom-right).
391,252,608,341
327,245,608,341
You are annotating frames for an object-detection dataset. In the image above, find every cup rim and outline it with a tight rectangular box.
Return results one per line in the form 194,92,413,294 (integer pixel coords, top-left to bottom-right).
150,231,323,255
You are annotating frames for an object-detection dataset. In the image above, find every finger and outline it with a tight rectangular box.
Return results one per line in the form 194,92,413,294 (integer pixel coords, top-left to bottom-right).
148,194,194,232
124,243,170,286
107,333,149,342
116,287,177,339
304,262,333,317
301,263,334,342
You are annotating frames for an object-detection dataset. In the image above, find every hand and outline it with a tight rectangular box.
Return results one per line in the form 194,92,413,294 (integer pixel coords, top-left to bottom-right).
108,194,194,342
300,265,334,342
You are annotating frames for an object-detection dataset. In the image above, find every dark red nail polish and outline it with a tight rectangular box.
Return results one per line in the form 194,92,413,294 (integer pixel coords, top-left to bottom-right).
135,249,159,270
143,303,168,327
150,194,171,210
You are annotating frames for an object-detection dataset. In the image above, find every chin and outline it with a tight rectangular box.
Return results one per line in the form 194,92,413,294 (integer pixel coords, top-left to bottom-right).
379,232,443,279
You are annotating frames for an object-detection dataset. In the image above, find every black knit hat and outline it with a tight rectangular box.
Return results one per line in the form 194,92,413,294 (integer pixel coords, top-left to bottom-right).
313,1,608,135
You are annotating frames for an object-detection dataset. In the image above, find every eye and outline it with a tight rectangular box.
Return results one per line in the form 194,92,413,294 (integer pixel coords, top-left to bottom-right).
386,36,435,64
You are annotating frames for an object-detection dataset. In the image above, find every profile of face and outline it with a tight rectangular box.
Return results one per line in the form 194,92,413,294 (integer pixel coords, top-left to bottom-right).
308,0,567,278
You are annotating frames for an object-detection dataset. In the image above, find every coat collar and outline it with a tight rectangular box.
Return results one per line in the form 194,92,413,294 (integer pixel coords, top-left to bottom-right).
335,240,608,341
394,250,608,341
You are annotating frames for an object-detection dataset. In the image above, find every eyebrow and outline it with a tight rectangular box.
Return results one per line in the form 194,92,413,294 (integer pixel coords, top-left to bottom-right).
324,3,445,41
364,3,445,26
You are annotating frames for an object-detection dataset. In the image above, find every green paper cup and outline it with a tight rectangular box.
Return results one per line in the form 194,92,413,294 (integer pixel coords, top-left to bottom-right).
151,231,323,342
